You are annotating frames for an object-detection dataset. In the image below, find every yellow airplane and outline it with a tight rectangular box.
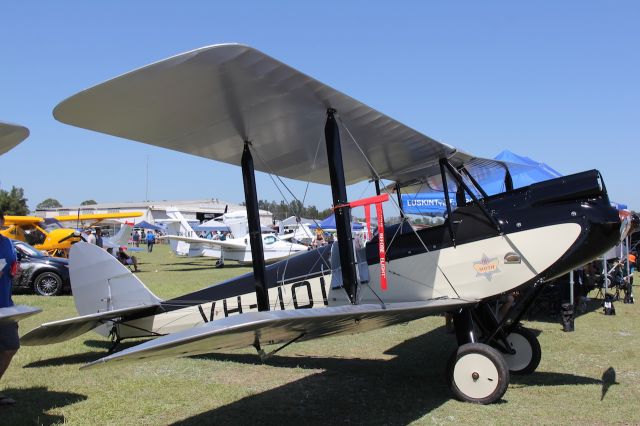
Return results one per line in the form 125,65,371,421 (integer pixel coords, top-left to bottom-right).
0,212,142,257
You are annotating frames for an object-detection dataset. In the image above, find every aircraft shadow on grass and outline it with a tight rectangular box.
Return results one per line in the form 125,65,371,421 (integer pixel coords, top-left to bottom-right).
1,386,86,424
171,326,603,425
20,326,607,423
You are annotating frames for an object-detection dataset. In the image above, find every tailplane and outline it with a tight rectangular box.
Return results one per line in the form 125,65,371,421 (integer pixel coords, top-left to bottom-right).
20,243,161,344
70,242,161,317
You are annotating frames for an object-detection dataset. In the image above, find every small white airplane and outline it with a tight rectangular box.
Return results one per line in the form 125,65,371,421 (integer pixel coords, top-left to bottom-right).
0,121,42,324
22,44,627,405
160,208,308,265
278,220,315,246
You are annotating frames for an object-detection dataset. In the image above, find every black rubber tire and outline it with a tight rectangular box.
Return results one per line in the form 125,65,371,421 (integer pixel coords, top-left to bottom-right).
448,342,509,404
502,327,542,375
33,271,63,296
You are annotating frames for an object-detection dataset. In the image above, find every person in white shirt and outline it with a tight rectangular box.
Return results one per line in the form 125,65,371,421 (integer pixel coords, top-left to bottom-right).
83,229,96,245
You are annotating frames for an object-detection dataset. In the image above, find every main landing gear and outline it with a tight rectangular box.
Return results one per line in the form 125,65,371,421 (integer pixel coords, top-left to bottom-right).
447,303,542,404
448,342,509,404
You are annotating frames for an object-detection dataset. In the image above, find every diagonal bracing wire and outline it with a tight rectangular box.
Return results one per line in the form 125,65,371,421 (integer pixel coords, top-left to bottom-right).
337,114,461,299
248,120,333,299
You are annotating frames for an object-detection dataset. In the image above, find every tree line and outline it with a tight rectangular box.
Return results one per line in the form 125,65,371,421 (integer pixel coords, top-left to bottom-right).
0,186,97,215
249,199,334,221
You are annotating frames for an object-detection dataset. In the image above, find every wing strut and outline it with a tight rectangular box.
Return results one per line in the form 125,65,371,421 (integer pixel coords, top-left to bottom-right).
439,159,456,246
395,184,405,219
242,141,269,311
325,109,359,304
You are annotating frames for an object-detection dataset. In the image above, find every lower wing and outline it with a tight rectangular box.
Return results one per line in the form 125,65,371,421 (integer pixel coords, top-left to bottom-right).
83,298,475,369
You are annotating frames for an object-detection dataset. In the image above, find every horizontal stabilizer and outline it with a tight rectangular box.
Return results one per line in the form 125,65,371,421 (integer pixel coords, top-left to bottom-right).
0,305,41,325
83,298,474,369
21,304,159,346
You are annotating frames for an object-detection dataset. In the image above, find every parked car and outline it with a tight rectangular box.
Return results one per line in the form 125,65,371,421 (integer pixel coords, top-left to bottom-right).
12,240,71,296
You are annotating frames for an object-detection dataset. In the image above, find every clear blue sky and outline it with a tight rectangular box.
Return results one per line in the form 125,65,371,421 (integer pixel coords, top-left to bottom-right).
1,1,638,214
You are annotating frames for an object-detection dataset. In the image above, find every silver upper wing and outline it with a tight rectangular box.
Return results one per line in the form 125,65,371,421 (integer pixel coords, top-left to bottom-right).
0,121,29,156
53,44,461,186
83,298,474,369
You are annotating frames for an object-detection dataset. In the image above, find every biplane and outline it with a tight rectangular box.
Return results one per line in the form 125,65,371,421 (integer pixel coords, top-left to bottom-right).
23,44,625,404
1,212,142,257
160,208,308,265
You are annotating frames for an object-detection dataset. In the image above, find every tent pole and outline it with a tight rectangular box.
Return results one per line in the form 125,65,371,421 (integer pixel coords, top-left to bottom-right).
626,236,630,278
603,255,608,295
569,270,574,307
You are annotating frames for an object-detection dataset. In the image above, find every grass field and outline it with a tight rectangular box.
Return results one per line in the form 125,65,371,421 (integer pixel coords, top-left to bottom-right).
3,244,639,425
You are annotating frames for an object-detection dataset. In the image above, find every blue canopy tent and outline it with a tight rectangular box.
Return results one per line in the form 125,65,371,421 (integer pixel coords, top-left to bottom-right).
482,150,562,195
401,150,563,216
136,220,164,231
308,214,364,231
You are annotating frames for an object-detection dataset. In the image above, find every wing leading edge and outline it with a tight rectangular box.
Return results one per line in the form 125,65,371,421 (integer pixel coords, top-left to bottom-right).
54,212,143,222
83,298,475,369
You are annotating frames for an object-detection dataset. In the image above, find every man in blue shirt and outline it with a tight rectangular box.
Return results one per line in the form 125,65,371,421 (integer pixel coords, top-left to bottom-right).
0,212,19,405
146,230,155,253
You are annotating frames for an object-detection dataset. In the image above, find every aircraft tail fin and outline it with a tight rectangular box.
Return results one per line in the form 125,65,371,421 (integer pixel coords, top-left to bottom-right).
222,210,249,237
69,242,162,319
164,208,199,255
110,223,132,247
102,223,133,249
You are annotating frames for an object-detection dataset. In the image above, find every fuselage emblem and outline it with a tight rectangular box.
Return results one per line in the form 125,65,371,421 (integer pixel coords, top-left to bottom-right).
473,253,500,281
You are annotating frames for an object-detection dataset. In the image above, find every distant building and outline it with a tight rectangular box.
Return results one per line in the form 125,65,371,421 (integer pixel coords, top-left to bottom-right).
36,199,273,227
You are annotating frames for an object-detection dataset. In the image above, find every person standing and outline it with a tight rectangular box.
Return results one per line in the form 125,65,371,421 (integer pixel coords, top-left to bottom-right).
146,230,155,253
84,228,96,245
0,212,19,406
95,228,103,248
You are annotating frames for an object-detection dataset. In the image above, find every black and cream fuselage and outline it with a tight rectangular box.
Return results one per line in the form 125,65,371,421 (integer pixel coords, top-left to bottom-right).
110,170,620,340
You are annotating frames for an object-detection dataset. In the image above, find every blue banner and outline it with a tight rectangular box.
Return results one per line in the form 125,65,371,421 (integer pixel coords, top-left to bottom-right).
402,193,470,215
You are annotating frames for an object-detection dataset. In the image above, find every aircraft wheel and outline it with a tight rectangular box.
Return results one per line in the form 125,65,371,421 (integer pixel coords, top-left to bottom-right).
501,327,541,375
33,271,63,296
448,343,509,404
